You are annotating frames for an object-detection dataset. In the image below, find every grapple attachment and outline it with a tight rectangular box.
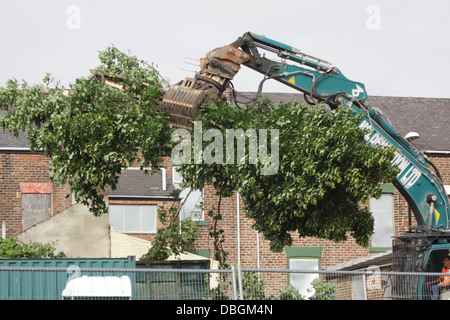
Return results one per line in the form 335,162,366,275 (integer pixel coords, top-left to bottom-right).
160,77,223,129
161,45,250,129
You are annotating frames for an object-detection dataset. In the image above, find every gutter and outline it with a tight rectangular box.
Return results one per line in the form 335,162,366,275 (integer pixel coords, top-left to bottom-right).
108,195,176,200
424,150,450,156
0,147,32,152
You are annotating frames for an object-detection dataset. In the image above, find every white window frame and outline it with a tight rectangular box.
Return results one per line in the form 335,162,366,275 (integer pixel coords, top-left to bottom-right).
288,258,319,299
109,204,157,233
352,275,367,300
172,167,204,221
370,193,394,248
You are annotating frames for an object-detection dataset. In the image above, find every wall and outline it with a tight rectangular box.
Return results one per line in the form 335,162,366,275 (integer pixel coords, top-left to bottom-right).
2,151,449,272
190,186,370,270
0,152,72,237
110,225,210,262
188,156,450,270
16,202,110,258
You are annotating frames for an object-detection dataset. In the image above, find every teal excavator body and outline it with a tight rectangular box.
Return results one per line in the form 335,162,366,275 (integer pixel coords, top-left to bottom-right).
229,32,450,230
161,32,450,299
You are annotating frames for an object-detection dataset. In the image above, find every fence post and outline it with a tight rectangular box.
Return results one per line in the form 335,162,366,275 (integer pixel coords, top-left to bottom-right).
230,265,238,300
237,264,244,300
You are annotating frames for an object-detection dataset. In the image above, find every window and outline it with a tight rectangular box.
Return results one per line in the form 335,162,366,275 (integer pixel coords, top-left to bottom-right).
289,258,319,299
173,167,203,221
370,192,394,248
22,194,51,230
352,275,367,300
285,247,322,299
20,183,52,231
109,205,157,233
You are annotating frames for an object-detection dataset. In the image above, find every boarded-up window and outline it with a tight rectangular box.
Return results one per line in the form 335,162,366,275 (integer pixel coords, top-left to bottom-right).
20,183,52,231
22,194,51,230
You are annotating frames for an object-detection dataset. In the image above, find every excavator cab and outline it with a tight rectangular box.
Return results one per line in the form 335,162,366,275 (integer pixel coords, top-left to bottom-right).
418,246,450,300
391,233,450,299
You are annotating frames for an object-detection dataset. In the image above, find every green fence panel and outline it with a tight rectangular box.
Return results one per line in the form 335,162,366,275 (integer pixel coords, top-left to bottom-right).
0,256,136,300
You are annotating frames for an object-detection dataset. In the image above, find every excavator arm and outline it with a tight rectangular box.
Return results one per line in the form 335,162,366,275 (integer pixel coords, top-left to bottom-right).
161,32,450,230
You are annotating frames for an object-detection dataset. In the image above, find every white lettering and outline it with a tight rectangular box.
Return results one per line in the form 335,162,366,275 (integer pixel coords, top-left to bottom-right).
203,128,223,165
358,120,422,189
66,5,81,30
171,129,191,165
176,304,210,317
258,129,279,176
366,5,381,30
225,128,258,165
392,151,410,175
400,167,422,189
193,121,203,164
352,84,365,98
171,122,279,175
220,304,273,315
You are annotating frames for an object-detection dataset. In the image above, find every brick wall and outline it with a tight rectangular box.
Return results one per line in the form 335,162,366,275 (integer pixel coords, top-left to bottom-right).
430,155,450,184
1,150,449,273
190,185,371,270
189,155,450,270
0,152,72,237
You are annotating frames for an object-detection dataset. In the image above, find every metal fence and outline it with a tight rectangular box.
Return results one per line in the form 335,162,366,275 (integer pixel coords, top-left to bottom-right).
1,265,449,300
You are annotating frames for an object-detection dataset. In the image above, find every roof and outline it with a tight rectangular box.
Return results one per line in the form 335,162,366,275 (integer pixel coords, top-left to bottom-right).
0,110,30,149
107,168,176,199
368,96,450,153
2,94,449,152
326,250,393,271
233,93,450,152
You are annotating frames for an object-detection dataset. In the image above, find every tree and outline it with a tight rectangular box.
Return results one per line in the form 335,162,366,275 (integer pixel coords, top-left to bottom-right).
0,46,398,263
0,46,172,216
0,237,66,258
177,99,399,254
140,189,199,261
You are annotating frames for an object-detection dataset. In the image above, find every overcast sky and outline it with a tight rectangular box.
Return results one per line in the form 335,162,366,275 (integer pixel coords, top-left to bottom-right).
1,0,449,98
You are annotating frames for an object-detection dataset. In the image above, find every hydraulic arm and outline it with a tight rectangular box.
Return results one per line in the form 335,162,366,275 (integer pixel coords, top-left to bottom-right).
161,32,450,230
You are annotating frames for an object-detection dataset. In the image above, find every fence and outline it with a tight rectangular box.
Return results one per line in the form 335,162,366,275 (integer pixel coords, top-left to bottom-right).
0,265,448,300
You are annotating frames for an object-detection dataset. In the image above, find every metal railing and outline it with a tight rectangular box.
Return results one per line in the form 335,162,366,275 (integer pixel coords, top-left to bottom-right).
0,266,448,300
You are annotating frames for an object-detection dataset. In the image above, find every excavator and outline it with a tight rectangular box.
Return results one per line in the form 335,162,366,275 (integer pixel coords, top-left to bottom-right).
159,32,450,299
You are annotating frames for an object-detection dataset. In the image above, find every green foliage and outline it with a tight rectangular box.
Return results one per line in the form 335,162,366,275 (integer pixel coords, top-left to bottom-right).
309,277,336,300
0,237,66,259
207,197,229,269
227,272,334,300
178,98,399,251
0,46,172,216
0,44,398,261
279,284,305,300
141,216,199,261
140,195,200,261
242,271,268,300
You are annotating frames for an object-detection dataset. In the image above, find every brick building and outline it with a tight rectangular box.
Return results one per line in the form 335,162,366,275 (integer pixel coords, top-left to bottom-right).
0,127,73,237
1,96,449,282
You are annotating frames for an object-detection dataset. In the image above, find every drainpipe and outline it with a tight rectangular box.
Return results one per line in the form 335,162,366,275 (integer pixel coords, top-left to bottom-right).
2,221,5,240
161,168,167,191
237,192,241,267
256,231,260,269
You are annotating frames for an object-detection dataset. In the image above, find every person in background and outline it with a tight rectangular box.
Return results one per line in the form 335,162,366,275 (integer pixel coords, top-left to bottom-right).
426,256,450,300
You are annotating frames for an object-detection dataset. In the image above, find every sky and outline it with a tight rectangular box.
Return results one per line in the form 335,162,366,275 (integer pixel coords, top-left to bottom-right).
0,0,449,98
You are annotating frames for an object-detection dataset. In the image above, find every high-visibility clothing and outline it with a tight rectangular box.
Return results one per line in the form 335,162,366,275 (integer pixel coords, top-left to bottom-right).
440,268,450,283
